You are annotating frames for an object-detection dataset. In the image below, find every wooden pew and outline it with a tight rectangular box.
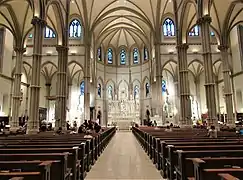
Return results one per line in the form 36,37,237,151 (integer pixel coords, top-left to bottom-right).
0,127,116,180
0,172,42,180
189,157,243,180
176,150,243,180
0,147,80,180
0,160,53,180
9,177,24,180
0,153,71,180
218,173,240,180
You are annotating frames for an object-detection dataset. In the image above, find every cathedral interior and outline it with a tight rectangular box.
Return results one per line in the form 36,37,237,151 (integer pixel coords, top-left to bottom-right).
0,0,242,132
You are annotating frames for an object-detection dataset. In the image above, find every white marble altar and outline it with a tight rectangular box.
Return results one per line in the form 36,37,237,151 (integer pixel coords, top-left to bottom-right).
108,99,140,130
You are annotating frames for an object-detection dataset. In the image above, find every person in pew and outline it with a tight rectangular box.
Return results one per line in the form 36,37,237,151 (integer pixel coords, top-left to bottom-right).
73,121,77,131
56,127,64,135
94,122,101,133
78,124,86,133
208,125,218,138
153,120,157,127
83,120,88,128
66,121,70,130
88,120,94,130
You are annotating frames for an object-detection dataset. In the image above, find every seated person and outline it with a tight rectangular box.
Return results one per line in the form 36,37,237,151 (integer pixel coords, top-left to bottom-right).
83,120,88,128
78,125,86,134
88,120,94,130
56,127,63,135
208,125,217,138
94,123,101,133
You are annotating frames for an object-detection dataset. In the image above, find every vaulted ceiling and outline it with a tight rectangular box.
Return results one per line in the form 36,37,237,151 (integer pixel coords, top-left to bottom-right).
0,0,243,49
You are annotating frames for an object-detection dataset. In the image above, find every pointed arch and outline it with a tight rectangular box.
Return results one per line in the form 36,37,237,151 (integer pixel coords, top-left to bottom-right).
107,47,113,64
133,47,139,64
69,18,82,38
120,48,126,65
162,18,175,37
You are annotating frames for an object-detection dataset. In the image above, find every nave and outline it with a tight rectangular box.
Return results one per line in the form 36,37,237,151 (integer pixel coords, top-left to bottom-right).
86,131,162,180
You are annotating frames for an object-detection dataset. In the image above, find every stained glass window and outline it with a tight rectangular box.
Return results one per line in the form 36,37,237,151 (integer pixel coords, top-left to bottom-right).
98,84,101,98
210,31,215,36
144,47,148,61
108,85,113,99
162,80,166,94
28,26,56,39
69,19,82,38
163,18,175,37
133,48,139,64
146,83,150,97
44,26,56,38
120,49,126,65
80,81,85,96
134,85,139,99
97,47,102,61
189,25,199,36
108,48,113,64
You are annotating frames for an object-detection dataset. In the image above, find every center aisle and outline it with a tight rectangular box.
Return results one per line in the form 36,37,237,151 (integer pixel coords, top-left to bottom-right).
85,131,162,180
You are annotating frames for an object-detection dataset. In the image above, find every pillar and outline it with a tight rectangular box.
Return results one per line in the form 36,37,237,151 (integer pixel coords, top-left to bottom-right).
155,43,163,117
103,86,106,126
8,80,14,118
197,15,217,127
215,77,221,116
11,47,26,132
173,80,180,125
177,43,192,127
140,86,144,125
195,78,201,119
27,17,46,134
218,45,235,127
45,83,51,121
55,46,69,130
24,84,30,117
84,44,91,120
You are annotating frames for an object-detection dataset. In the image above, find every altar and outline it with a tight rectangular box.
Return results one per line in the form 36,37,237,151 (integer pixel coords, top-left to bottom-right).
107,99,139,130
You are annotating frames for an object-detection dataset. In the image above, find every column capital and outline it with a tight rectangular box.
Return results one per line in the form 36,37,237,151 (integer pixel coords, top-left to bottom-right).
218,45,229,52
31,16,47,27
14,47,26,53
197,15,212,25
56,45,69,52
176,43,189,50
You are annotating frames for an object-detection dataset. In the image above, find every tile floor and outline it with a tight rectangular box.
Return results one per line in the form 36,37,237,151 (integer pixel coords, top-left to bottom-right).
85,131,163,180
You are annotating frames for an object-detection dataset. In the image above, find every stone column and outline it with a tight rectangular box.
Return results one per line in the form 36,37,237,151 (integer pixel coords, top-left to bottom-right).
218,45,235,126
103,86,106,126
197,15,217,127
8,80,14,118
173,81,180,125
195,78,201,118
27,17,46,134
55,46,68,130
155,43,163,116
177,43,191,127
84,44,91,120
140,86,144,125
67,83,72,111
24,84,30,117
11,47,26,132
45,83,51,121
215,77,221,115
